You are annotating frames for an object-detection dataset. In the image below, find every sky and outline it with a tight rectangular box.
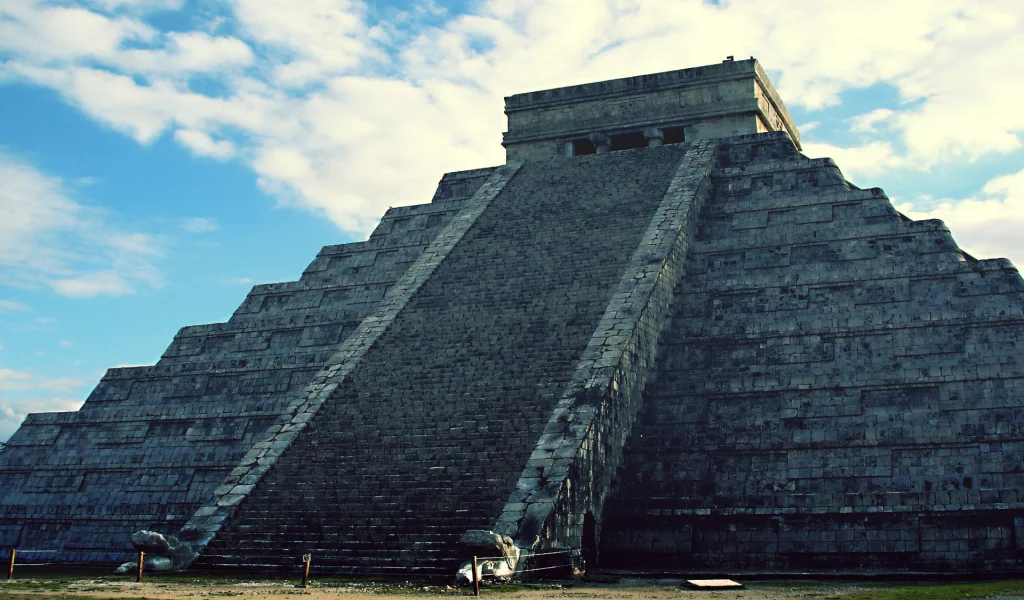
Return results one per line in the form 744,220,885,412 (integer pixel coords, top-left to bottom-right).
1,0,1024,442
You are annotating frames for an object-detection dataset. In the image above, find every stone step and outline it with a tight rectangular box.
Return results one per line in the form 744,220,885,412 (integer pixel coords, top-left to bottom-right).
694,214,957,256
0,160,483,562
602,145,1024,571
201,144,696,573
715,132,803,167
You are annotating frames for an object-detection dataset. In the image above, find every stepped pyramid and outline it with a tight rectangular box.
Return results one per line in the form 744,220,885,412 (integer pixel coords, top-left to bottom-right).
3,58,1024,575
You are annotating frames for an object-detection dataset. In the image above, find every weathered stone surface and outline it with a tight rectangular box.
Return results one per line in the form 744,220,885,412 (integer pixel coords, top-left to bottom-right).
195,144,695,574
599,132,1024,572
455,530,520,581
174,163,523,565
460,530,519,567
0,167,496,564
503,58,799,162
460,530,511,554
114,530,195,573
489,141,719,574
2,58,1022,578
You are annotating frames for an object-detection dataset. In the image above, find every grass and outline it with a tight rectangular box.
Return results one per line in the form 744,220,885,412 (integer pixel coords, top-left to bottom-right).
834,579,1024,599
0,580,146,600
0,596,147,600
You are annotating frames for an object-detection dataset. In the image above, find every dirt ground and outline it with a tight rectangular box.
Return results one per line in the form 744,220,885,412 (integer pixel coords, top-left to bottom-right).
0,577,851,600
5,575,1024,600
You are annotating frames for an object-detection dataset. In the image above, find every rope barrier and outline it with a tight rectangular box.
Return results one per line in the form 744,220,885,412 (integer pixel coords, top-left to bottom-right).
474,549,572,562
234,561,448,569
524,549,572,557
326,564,450,571
477,564,570,577
518,564,572,573
8,549,65,581
297,562,447,570
3,544,575,585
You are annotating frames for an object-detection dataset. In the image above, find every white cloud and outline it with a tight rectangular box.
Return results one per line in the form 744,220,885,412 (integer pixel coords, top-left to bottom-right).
888,4,1024,168
0,0,1022,247
114,31,253,76
0,367,95,442
0,149,166,297
58,340,73,348
4,66,208,143
179,216,221,233
0,367,85,394
174,129,236,159
0,1,248,76
898,167,1024,268
0,0,156,63
230,0,377,86
0,300,28,313
84,0,185,12
50,271,135,297
802,141,904,183
850,108,895,133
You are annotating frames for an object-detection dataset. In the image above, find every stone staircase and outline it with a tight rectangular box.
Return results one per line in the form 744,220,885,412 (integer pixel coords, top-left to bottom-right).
600,134,1024,571
196,145,695,573
0,168,494,564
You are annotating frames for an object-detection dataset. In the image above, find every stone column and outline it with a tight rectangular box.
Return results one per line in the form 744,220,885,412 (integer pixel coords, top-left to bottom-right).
588,132,611,154
643,128,665,147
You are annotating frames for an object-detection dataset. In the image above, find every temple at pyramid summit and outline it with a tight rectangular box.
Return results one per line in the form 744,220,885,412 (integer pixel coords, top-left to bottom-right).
3,57,1024,576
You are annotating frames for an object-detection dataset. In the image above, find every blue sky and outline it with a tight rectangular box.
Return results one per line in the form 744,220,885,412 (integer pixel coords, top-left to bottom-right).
2,0,1023,441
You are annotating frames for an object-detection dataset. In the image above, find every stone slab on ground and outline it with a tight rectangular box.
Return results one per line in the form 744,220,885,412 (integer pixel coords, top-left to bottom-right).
685,579,744,590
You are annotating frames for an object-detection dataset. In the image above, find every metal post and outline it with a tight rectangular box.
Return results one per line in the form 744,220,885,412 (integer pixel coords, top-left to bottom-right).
136,550,144,583
7,548,14,581
472,555,479,597
301,553,311,588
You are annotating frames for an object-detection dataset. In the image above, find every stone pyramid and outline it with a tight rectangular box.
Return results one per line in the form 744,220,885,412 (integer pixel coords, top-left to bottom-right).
2,58,1022,575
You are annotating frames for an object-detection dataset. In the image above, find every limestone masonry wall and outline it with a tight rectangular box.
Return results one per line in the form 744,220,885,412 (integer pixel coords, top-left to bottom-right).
3,115,1022,575
503,59,800,162
0,168,494,564
179,162,523,561
600,132,1024,572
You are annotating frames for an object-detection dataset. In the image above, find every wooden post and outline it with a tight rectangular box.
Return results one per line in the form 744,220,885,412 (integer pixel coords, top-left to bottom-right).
6,548,14,581
472,556,479,597
301,553,311,588
136,551,144,583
